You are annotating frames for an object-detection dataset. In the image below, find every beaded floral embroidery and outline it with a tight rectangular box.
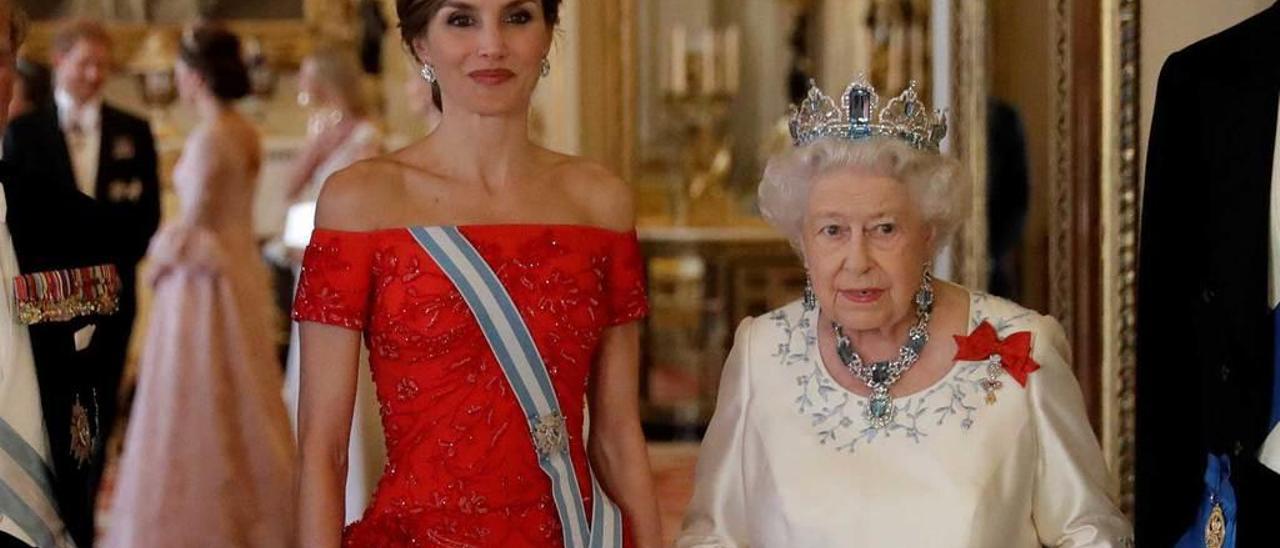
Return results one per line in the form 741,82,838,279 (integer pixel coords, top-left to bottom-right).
780,292,1036,453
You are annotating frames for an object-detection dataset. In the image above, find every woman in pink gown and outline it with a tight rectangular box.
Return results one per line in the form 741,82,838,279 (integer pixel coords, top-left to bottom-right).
101,24,295,547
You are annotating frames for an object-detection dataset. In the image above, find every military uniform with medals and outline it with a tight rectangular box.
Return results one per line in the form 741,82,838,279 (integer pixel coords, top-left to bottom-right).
2,159,120,547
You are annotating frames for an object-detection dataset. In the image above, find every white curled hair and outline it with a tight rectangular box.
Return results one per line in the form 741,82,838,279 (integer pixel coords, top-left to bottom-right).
757,136,970,255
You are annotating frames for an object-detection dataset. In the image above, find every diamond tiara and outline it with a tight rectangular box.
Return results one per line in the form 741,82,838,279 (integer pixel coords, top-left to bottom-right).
788,76,948,151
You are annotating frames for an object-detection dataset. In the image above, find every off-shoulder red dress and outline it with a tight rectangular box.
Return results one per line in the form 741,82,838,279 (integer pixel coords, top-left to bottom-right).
293,225,648,547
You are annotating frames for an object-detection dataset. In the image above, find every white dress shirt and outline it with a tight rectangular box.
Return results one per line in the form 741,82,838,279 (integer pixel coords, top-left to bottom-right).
54,89,101,199
1262,95,1280,473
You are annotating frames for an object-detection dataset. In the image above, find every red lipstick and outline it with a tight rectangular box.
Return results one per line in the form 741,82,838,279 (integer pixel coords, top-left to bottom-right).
468,68,516,85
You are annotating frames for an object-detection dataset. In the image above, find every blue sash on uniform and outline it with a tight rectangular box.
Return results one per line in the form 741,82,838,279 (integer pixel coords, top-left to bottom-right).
410,226,623,548
1175,453,1236,548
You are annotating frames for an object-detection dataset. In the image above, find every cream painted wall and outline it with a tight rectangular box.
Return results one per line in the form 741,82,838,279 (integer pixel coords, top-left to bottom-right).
1140,0,1274,180
531,0,581,155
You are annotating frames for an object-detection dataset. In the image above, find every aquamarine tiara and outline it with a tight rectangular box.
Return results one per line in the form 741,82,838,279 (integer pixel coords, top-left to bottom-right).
788,77,947,151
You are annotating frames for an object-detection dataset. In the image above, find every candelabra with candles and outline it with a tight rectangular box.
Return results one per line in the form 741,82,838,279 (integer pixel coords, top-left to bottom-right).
663,26,740,226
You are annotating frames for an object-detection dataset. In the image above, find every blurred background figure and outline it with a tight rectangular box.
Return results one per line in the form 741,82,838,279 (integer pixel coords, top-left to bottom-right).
284,46,382,205
280,45,385,526
7,57,49,121
2,19,160,546
986,98,1030,299
100,22,295,547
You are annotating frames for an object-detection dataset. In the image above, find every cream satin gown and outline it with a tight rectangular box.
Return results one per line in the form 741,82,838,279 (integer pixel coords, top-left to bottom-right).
678,292,1132,547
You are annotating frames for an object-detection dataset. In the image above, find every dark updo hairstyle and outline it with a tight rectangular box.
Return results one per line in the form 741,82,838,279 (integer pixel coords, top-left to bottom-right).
396,0,562,112
179,22,251,101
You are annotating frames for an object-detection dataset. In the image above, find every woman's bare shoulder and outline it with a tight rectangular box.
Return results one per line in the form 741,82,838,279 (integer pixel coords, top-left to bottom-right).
549,155,635,231
314,155,412,231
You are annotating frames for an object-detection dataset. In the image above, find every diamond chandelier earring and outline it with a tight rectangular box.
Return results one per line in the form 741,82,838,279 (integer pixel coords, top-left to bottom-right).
540,58,551,78
803,278,817,311
420,64,437,84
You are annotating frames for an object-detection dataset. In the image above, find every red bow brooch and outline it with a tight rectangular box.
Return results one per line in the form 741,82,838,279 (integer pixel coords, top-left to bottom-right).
953,321,1041,404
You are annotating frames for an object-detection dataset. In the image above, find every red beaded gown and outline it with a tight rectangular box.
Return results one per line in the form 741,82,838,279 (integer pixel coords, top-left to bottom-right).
293,224,648,547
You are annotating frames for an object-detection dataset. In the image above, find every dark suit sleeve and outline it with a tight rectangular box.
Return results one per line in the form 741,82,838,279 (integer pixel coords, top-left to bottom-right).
3,117,32,186
3,122,16,164
1134,51,1205,546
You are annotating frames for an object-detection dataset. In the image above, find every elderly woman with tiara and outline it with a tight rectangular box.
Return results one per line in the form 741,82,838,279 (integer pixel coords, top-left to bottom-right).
676,78,1132,547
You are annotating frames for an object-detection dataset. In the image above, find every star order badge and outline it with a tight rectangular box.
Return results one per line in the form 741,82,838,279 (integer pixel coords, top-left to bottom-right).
70,395,95,468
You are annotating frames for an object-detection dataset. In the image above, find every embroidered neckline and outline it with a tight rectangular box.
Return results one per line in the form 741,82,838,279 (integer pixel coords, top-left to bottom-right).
778,291,1032,453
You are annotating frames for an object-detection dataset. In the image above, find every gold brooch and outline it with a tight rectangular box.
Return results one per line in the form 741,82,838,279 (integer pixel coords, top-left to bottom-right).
1205,501,1226,548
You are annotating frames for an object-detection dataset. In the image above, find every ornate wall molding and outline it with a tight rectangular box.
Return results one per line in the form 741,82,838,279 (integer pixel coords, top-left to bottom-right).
579,0,635,182
1049,0,1076,341
1100,0,1140,516
1052,0,1138,516
950,0,988,290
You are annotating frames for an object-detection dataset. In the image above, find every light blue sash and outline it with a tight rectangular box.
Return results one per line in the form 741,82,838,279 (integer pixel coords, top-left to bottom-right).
409,226,623,548
0,418,71,547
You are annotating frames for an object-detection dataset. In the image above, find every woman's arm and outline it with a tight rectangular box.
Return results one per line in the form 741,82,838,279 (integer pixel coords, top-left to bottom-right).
295,167,377,546
588,321,662,548
1029,315,1133,547
296,322,362,548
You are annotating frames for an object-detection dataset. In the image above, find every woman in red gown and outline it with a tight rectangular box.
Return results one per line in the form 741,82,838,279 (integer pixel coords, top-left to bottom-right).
292,1,662,546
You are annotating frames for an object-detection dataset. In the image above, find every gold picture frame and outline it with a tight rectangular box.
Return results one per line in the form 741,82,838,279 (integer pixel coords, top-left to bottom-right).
949,0,989,290
1049,0,1140,514
1099,0,1140,514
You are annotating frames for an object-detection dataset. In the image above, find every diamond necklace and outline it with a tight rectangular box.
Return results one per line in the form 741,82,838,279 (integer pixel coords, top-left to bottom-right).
831,270,935,429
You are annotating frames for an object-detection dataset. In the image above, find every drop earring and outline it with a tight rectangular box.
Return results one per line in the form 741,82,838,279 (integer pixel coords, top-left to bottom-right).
420,64,437,83
540,58,551,78
803,277,817,311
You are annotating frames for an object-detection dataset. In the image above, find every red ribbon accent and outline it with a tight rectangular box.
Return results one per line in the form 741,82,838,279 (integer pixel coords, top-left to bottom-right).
952,320,1041,387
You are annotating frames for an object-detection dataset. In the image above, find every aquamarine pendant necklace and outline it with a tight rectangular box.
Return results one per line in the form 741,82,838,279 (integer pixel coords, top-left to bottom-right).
831,271,934,430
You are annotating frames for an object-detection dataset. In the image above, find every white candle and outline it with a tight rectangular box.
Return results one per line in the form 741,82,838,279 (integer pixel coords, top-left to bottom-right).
723,26,740,95
701,29,716,96
671,26,687,96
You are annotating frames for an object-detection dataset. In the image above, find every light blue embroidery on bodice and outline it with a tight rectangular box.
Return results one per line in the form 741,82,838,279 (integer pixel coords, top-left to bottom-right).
776,292,1035,453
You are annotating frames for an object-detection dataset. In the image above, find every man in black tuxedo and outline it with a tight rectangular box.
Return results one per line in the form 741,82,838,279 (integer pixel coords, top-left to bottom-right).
0,4,117,547
1137,2,1280,545
2,19,160,452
